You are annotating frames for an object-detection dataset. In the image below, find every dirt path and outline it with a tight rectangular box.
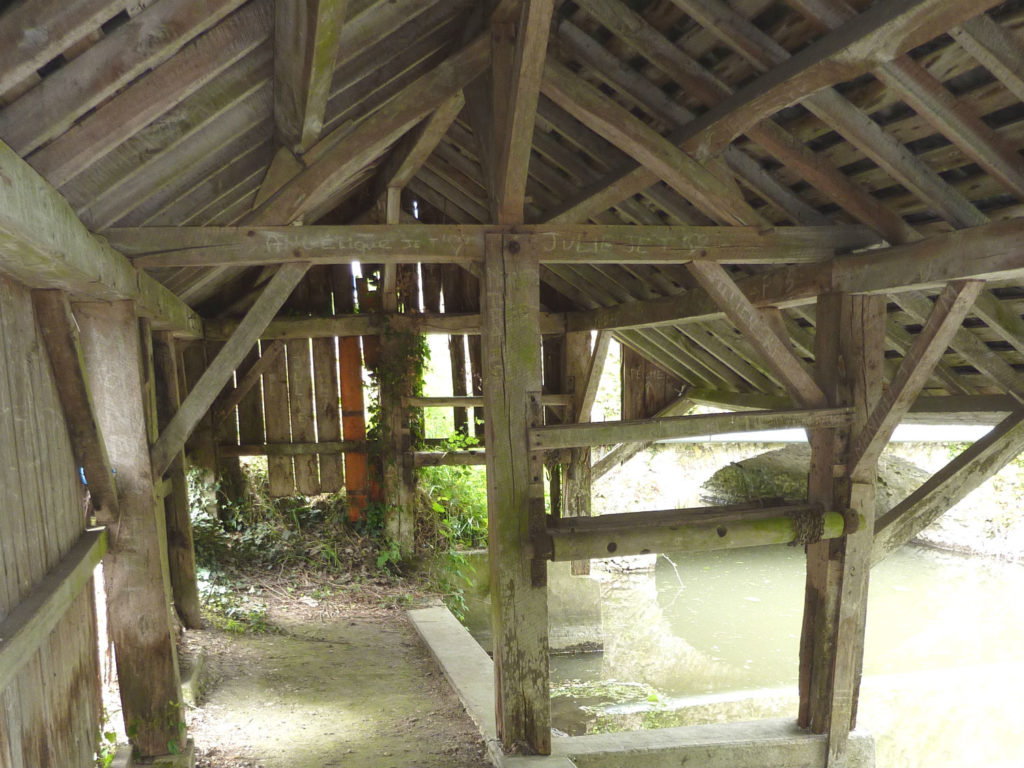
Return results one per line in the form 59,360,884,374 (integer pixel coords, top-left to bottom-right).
184,601,489,768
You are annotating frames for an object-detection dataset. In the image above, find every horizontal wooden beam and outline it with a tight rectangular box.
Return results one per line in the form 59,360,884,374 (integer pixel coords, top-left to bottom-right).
547,505,852,560
218,440,368,456
104,224,880,267
413,451,487,467
568,220,1024,331
205,311,567,339
407,394,572,408
532,407,853,451
0,528,108,693
0,142,201,336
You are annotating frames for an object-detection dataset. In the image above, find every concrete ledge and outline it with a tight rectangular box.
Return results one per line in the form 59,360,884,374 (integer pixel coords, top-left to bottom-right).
408,606,874,768
112,739,196,768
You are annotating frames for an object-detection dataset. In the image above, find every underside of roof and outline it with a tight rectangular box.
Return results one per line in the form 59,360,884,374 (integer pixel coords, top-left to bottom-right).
6,0,1024,419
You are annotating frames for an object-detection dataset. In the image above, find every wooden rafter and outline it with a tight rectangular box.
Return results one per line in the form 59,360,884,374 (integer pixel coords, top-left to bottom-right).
245,34,489,225
0,0,249,156
673,0,1005,157
274,0,349,153
541,59,762,226
686,261,826,408
492,0,554,224
371,92,466,205
953,16,1024,106
27,0,273,189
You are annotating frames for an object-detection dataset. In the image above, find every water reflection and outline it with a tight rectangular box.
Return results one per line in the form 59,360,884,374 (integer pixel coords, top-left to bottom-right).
468,546,1024,766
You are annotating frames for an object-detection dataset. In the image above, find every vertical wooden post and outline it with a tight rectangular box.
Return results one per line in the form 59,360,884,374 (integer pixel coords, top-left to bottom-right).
799,293,884,766
563,331,593,575
482,233,551,755
152,331,203,629
379,189,416,553
76,301,185,759
442,265,471,435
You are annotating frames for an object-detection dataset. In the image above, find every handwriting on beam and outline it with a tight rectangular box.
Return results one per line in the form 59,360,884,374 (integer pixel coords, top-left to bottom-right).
103,224,881,267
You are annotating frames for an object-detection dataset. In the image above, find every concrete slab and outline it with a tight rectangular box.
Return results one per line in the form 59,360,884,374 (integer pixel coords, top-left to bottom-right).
408,606,874,768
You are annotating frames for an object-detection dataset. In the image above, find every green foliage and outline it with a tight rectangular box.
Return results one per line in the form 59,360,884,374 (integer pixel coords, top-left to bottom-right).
196,568,269,633
94,728,117,768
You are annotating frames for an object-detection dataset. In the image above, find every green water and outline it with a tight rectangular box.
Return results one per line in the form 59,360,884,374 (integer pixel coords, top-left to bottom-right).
542,546,1024,766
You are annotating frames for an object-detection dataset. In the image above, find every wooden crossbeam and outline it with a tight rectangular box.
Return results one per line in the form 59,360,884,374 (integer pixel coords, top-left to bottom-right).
205,311,566,340
274,0,348,153
686,261,826,407
872,410,1024,564
893,291,1024,404
676,0,990,230
567,220,1024,331
556,0,918,244
847,281,983,480
372,92,466,202
541,59,762,226
27,0,273,189
0,0,248,156
108,224,879,267
31,290,120,524
0,528,107,694
407,394,571,408
0,142,201,337
533,407,852,451
246,34,490,225
151,262,310,477
492,0,554,224
547,504,851,560
953,16,1024,107
675,0,1003,157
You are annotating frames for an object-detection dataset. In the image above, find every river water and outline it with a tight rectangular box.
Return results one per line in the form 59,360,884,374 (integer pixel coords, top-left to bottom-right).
465,545,1024,767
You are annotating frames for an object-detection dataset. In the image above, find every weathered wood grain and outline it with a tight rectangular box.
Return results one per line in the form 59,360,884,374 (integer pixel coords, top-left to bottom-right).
0,0,249,155
77,300,186,758
274,0,348,152
0,529,106,694
482,233,551,754
0,142,200,337
28,0,273,189
151,262,310,477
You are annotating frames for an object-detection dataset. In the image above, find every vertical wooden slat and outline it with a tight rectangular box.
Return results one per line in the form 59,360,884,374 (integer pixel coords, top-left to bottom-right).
263,342,295,497
236,345,265,456
334,265,368,520
442,265,470,435
482,233,551,755
309,266,343,492
287,336,320,495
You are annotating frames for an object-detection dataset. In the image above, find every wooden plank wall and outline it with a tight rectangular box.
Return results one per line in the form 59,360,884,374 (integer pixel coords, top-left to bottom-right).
622,346,686,420
216,272,347,498
0,274,100,768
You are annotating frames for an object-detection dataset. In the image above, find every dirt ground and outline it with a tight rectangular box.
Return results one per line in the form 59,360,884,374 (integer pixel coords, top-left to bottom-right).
181,593,489,768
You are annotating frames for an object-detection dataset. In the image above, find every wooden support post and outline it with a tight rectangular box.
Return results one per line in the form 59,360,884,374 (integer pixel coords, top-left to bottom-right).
443,265,471,435
482,233,550,755
76,301,186,759
564,331,593,575
799,293,885,767
378,191,416,553
152,331,203,630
